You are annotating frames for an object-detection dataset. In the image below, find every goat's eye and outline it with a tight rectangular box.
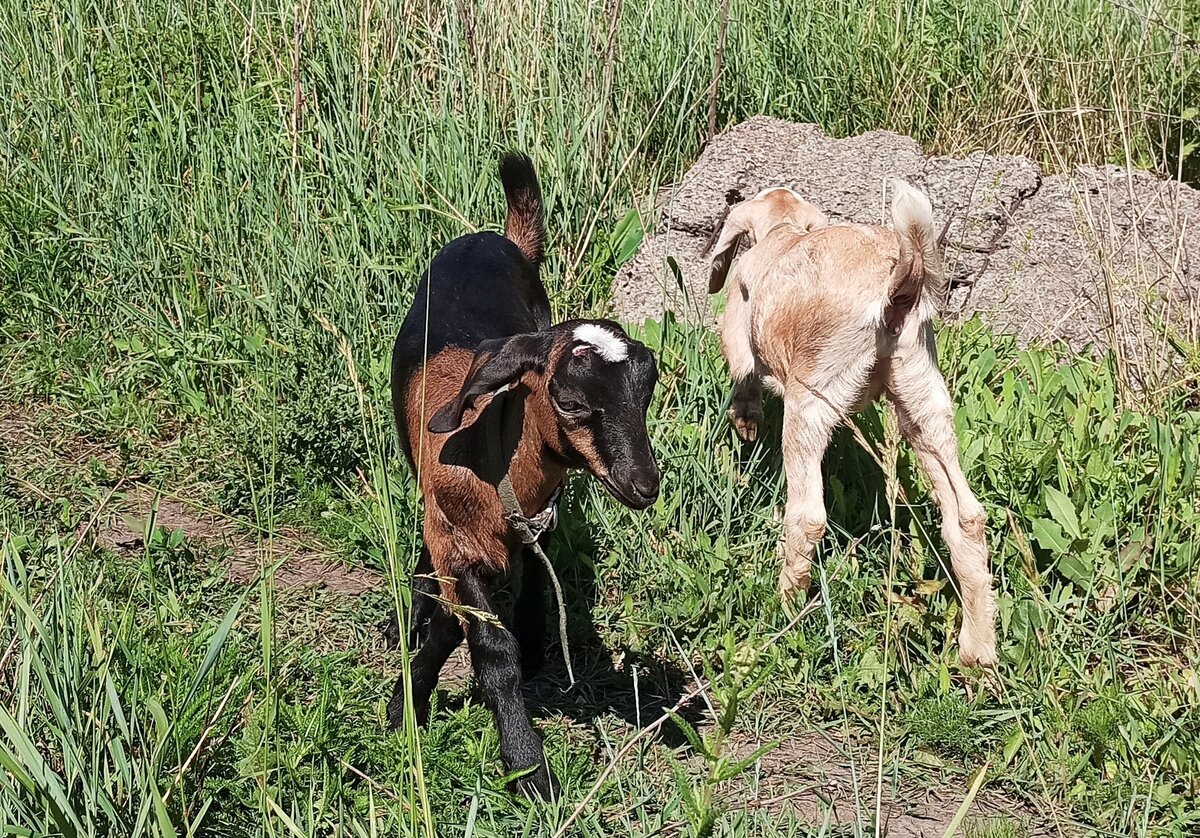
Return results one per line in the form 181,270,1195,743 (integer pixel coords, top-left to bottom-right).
555,398,590,417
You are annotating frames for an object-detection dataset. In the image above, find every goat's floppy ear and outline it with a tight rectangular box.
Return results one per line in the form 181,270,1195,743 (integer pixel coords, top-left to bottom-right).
797,204,830,233
428,333,548,434
706,203,756,294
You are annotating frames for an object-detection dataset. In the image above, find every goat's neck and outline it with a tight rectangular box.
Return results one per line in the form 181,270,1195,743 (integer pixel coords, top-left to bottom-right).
501,392,568,517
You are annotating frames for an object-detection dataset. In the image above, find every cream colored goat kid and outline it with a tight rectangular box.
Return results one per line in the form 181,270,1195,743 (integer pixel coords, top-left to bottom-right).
708,184,997,667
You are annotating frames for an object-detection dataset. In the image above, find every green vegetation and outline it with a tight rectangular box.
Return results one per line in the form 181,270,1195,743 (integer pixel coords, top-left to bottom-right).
2,0,1197,836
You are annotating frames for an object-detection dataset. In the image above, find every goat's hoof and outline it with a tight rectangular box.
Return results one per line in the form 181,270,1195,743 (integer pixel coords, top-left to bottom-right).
730,410,760,442
728,402,761,443
957,631,998,669
778,565,812,606
513,762,559,801
735,418,758,442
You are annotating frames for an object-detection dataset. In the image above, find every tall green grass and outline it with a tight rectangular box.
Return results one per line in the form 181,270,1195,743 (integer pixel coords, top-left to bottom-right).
4,321,1198,835
3,1,1196,378
2,0,1198,836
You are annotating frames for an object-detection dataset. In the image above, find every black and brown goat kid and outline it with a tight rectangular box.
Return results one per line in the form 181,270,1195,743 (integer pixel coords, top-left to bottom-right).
386,152,661,797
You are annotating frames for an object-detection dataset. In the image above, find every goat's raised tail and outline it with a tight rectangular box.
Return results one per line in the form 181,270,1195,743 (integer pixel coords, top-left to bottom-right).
884,179,938,336
499,152,544,267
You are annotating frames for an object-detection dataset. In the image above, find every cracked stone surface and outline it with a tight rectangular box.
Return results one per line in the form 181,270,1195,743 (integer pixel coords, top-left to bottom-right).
612,116,1199,380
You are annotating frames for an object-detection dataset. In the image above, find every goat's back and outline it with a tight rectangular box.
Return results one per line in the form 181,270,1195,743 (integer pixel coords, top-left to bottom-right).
391,231,551,467
733,223,903,384
739,223,898,314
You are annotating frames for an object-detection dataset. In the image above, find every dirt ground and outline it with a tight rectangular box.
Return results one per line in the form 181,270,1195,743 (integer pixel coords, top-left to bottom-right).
720,731,1070,837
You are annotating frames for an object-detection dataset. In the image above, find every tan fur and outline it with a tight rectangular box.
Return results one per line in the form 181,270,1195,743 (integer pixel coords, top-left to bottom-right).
711,181,998,668
708,188,830,294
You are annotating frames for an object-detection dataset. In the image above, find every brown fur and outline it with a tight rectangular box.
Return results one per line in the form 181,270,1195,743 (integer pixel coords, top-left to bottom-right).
403,338,594,604
501,159,545,265
505,205,543,267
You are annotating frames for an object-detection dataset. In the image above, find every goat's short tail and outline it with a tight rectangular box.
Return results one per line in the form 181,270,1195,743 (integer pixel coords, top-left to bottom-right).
884,179,938,335
499,151,544,267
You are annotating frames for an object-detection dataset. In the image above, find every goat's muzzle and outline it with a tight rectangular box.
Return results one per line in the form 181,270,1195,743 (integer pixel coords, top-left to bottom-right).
602,460,660,510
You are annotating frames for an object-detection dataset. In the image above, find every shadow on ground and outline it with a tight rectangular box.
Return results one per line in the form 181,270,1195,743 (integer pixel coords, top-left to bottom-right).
423,497,706,749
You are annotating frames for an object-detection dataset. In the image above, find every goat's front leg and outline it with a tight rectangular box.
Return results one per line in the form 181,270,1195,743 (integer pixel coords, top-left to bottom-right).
887,335,997,667
386,546,464,728
382,546,437,649
459,566,558,799
719,278,763,442
778,387,838,600
512,545,548,679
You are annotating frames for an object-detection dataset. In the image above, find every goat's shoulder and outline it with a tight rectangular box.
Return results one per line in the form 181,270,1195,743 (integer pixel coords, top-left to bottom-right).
737,225,816,279
402,347,476,433
400,347,476,482
409,352,513,575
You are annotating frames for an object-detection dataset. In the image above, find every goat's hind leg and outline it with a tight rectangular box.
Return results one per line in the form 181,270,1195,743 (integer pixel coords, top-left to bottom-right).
887,337,996,667
719,280,763,442
778,387,838,600
386,546,464,728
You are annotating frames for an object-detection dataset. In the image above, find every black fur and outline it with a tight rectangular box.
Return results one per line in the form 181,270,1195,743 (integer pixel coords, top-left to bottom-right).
545,318,660,509
386,153,660,801
390,232,551,464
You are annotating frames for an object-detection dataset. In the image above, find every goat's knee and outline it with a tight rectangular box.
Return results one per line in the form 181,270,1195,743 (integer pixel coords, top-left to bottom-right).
959,506,987,544
458,569,558,799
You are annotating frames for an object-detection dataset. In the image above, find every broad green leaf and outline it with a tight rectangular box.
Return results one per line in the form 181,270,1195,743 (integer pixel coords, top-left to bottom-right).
1045,486,1082,540
609,209,645,266
1031,518,1070,553
1057,553,1094,587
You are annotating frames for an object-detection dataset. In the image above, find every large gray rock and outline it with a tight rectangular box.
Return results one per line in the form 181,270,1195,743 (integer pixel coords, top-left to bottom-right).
612,116,1199,380
952,165,1199,381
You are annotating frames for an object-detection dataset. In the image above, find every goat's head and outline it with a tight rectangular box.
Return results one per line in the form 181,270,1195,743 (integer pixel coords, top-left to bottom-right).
427,319,661,510
706,187,828,294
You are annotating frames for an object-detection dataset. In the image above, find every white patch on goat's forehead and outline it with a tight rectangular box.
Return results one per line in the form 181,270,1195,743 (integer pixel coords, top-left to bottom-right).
572,323,628,362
